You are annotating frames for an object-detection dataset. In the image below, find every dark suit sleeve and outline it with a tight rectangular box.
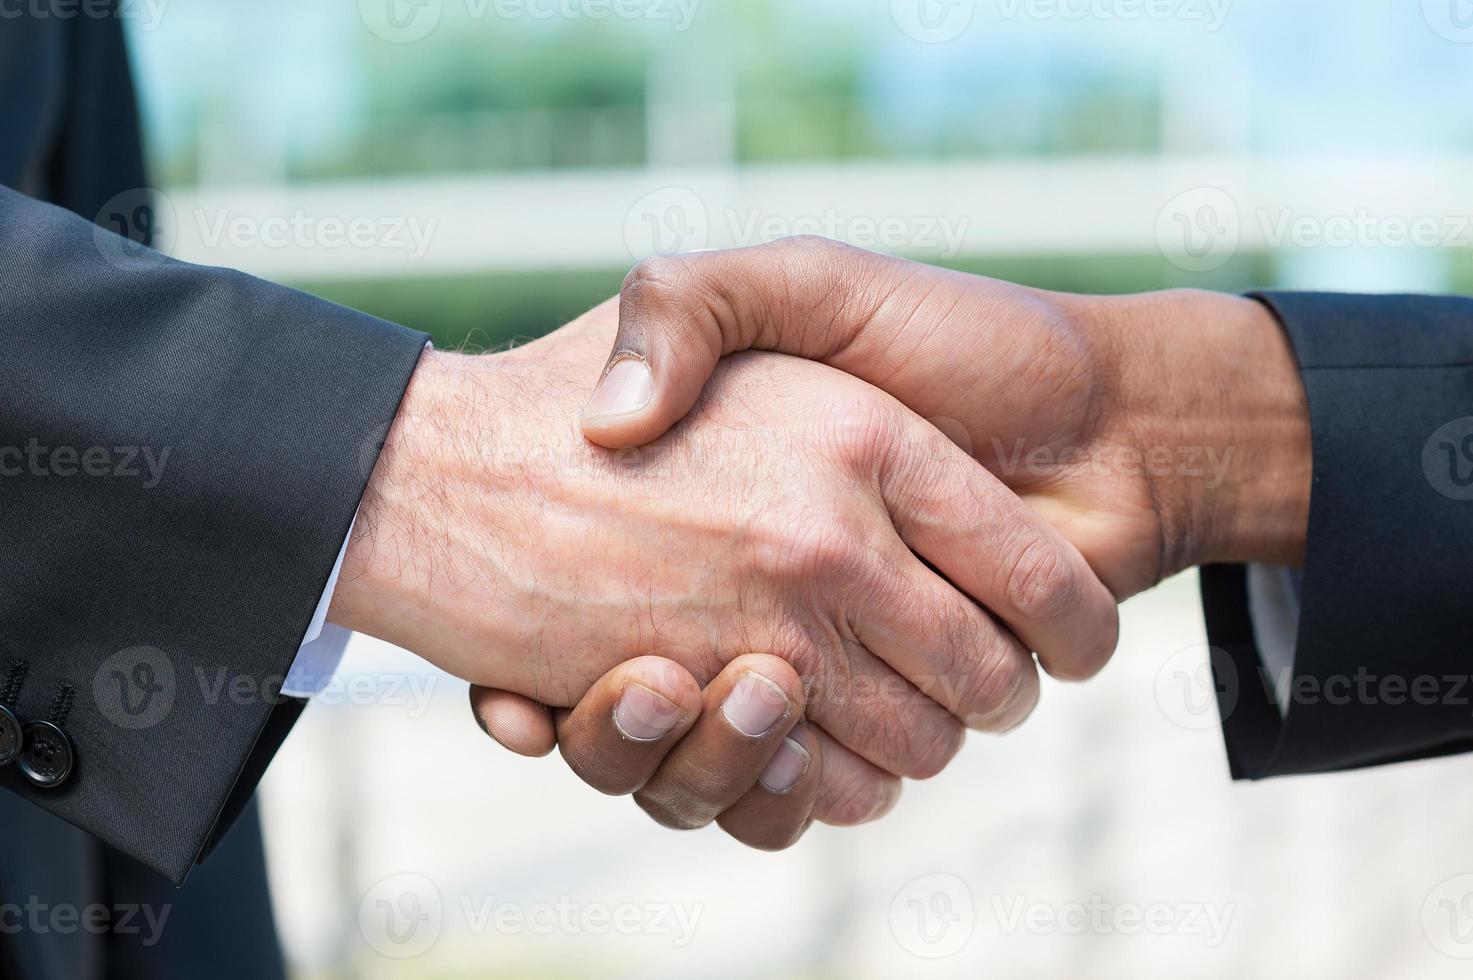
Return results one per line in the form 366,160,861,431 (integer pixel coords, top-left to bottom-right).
1201,291,1473,779
0,185,428,884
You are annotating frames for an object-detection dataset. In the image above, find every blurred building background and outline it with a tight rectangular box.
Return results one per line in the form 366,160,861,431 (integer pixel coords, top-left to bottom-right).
119,1,1473,976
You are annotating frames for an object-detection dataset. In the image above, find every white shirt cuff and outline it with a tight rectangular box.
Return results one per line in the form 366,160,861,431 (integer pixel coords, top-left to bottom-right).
1245,563,1301,716
282,512,357,698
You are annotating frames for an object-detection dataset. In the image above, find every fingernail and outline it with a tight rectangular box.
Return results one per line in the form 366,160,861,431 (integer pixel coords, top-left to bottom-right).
721,672,791,738
759,737,812,794
583,357,652,419
614,684,683,741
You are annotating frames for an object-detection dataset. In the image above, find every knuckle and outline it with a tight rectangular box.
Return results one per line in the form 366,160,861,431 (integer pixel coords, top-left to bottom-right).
900,715,965,780
848,692,962,779
1054,602,1121,682
635,802,708,832
772,233,846,259
1003,534,1082,624
914,597,985,699
766,515,867,584
723,814,809,852
671,768,735,808
957,644,1033,730
914,601,1026,726
820,398,902,470
820,773,894,826
621,255,694,309
780,638,825,689
560,746,638,798
635,784,718,831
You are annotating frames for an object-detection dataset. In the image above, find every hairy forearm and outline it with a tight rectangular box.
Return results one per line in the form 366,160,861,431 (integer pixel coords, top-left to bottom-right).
327,348,449,646
1069,288,1312,573
327,349,514,678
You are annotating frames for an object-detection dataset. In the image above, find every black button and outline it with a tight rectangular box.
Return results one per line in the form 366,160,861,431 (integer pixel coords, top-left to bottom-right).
0,705,19,767
19,720,73,789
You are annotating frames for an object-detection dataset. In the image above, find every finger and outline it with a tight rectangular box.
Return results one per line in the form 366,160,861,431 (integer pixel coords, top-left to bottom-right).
580,238,899,449
553,656,704,796
853,543,1041,732
635,654,806,830
715,722,822,850
879,421,1120,680
808,727,903,826
469,686,558,757
799,635,965,780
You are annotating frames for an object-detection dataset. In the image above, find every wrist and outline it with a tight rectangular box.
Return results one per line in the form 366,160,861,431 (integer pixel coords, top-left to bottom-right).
328,349,509,655
1079,289,1311,572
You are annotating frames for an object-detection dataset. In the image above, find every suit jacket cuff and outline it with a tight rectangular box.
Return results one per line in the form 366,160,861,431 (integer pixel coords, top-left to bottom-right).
1200,291,1473,779
0,187,429,884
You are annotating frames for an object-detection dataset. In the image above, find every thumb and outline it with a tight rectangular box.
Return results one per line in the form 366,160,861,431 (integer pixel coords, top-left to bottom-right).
469,685,558,757
579,238,893,449
579,255,725,449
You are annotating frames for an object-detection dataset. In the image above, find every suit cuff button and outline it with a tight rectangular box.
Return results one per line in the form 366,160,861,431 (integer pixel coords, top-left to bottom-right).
0,704,20,767
19,720,74,789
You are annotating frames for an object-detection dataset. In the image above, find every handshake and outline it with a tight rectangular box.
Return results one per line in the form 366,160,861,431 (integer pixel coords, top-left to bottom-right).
328,237,1312,849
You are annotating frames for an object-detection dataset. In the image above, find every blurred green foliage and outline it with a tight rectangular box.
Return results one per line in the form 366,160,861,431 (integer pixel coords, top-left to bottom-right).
151,1,1166,185
303,28,649,179
294,268,624,352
